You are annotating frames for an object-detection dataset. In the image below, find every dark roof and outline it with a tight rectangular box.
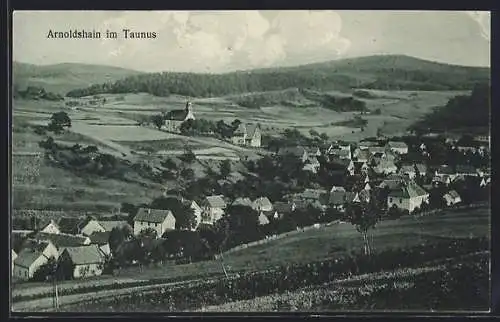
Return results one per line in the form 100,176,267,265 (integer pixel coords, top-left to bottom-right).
273,202,294,213
165,109,189,121
415,163,427,173
98,221,129,232
387,141,408,149
134,208,174,224
437,165,454,175
205,195,227,209
330,157,351,168
57,217,85,235
455,165,477,174
232,197,254,207
329,189,348,205
88,231,111,245
63,245,104,265
19,239,53,253
14,250,47,269
34,232,89,248
389,182,428,198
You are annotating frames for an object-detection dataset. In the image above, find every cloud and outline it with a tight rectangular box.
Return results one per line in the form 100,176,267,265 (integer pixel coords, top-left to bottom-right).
95,10,350,72
465,11,490,41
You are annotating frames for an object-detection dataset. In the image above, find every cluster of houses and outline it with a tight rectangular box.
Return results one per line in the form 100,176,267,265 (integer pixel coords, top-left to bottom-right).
12,217,129,281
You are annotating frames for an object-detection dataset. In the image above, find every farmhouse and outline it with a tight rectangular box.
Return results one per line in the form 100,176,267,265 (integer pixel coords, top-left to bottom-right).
294,189,329,207
56,216,106,236
232,197,254,208
455,165,478,177
97,220,130,232
163,101,195,133
353,189,371,203
88,232,112,257
39,220,60,234
258,212,271,226
415,163,428,177
133,208,176,237
273,201,296,218
373,160,398,175
252,197,273,212
353,148,370,163
305,147,322,157
386,141,409,154
387,182,429,212
302,156,321,173
329,186,349,210
231,123,261,147
58,245,105,279
13,250,51,280
443,190,462,206
79,217,106,237
200,195,227,224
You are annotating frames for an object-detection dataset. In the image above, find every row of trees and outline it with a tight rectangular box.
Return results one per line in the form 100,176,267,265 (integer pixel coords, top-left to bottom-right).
13,85,64,101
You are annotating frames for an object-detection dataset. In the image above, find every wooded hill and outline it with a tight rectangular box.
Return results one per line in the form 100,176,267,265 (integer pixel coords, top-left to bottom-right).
64,55,490,98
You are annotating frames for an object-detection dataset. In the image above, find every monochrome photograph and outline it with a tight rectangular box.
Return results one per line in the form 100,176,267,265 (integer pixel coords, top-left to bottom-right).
11,10,491,313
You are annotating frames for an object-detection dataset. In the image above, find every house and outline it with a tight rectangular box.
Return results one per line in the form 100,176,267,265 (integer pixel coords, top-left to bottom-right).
18,239,59,259
455,165,478,177
358,141,380,149
353,189,371,203
98,221,130,232
305,147,322,157
133,208,176,237
386,141,408,154
231,123,261,148
258,212,271,226
435,165,457,181
353,149,370,163
252,197,273,212
353,161,369,175
273,202,296,219
33,232,91,249
232,197,254,208
184,200,203,230
58,245,106,279
39,220,60,234
12,249,17,273
330,158,355,176
88,232,112,257
79,217,106,237
303,156,321,173
294,189,329,208
200,195,227,224
443,190,462,206
13,250,51,280
399,165,417,179
277,146,308,163
387,182,429,212
415,163,428,177
329,186,348,210
432,175,452,186
57,217,85,235
163,101,195,133
368,146,387,156
364,182,372,191
373,160,398,175
328,147,352,160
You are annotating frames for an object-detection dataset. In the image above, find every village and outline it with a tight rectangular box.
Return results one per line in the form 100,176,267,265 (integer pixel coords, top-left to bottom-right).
11,99,491,284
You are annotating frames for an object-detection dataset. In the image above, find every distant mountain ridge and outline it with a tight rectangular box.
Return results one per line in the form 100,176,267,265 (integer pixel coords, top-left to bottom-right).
12,62,143,95
13,55,490,98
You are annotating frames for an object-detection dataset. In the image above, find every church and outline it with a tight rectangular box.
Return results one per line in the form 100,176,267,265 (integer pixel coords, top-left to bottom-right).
163,101,195,133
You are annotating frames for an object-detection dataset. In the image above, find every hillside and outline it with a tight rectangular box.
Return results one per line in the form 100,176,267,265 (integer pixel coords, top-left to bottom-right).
410,82,490,134
63,55,490,99
12,62,143,95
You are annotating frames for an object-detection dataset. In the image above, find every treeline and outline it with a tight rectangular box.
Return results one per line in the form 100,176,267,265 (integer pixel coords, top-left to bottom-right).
65,56,489,99
411,83,490,133
14,85,64,101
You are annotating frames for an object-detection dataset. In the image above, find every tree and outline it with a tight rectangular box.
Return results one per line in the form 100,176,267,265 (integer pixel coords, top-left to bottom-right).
151,114,164,130
346,201,380,256
49,111,72,133
220,160,232,178
180,168,195,181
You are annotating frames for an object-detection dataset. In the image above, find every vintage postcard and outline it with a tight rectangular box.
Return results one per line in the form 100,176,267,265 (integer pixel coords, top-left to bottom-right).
11,10,491,313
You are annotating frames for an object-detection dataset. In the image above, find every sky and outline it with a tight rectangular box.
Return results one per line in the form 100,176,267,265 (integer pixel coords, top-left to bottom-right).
12,10,491,73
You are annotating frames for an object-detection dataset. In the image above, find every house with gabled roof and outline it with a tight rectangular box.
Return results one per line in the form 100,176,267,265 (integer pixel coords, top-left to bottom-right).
231,123,261,148
232,197,254,208
133,208,176,238
373,160,398,175
415,163,427,177
455,165,478,177
88,232,112,257
353,148,370,163
387,182,429,212
98,221,130,232
252,197,273,212
163,101,195,133
39,220,60,234
303,156,321,173
353,189,371,204
257,212,271,226
443,190,462,206
386,141,408,154
273,201,296,219
200,195,227,225
58,245,106,279
13,249,51,280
